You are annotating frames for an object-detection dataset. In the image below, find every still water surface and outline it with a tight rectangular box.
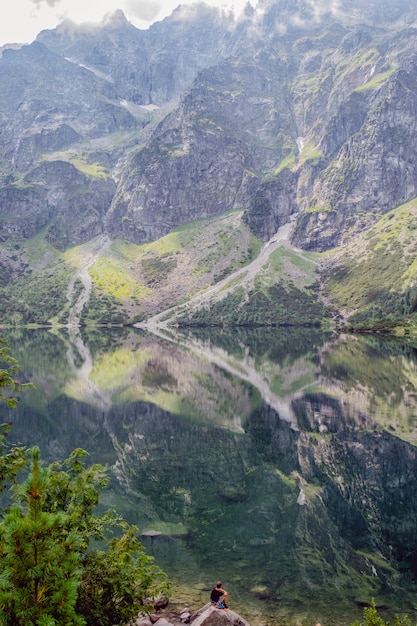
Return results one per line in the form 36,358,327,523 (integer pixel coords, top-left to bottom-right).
2,326,417,625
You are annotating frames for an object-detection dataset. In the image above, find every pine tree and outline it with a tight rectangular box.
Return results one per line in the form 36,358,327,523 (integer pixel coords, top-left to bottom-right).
77,524,169,626
0,448,85,625
0,447,170,625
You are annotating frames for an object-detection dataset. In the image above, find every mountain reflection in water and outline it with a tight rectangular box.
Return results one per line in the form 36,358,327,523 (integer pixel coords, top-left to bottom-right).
2,326,417,625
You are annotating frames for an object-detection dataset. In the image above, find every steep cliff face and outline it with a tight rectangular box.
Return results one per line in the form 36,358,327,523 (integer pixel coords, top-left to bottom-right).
295,62,417,250
106,55,297,241
0,38,135,247
0,41,136,159
0,160,115,248
0,6,238,246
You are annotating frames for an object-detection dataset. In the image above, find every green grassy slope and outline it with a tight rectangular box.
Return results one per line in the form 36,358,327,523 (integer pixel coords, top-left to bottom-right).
176,245,328,327
0,212,261,326
323,199,417,332
3,199,417,331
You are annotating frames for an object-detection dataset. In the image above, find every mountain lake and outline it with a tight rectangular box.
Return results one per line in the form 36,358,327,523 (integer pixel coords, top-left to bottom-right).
1,326,417,626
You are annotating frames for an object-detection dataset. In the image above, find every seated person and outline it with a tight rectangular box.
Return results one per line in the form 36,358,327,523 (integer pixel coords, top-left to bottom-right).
210,581,228,608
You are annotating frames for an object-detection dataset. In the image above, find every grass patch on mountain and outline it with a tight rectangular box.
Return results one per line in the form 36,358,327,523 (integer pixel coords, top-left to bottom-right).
89,256,149,300
323,201,417,329
268,247,319,287
202,229,260,281
68,156,110,179
24,232,61,268
354,68,395,93
89,213,260,318
0,259,71,325
275,152,296,174
339,47,381,75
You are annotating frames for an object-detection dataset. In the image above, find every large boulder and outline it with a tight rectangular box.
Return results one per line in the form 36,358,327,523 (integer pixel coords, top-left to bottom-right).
190,603,250,626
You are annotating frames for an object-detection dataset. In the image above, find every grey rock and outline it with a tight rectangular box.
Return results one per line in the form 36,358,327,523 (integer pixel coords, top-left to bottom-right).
152,619,172,626
131,617,153,626
191,604,250,626
180,609,192,623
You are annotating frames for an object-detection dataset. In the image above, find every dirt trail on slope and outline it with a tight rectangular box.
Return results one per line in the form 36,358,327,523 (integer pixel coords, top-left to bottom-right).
139,220,297,333
65,234,111,328
49,235,113,411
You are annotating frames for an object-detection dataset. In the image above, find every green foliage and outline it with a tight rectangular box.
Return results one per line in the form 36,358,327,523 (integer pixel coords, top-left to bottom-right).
347,286,417,330
69,157,110,179
42,449,114,546
0,423,28,507
0,260,72,325
324,203,417,330
274,152,296,174
0,448,84,625
0,447,170,625
88,253,148,301
178,281,327,327
77,525,169,626
352,599,412,626
80,288,127,325
354,69,394,93
0,339,30,503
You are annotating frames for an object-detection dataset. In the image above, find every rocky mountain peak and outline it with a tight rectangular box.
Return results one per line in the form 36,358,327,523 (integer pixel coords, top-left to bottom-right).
102,9,131,29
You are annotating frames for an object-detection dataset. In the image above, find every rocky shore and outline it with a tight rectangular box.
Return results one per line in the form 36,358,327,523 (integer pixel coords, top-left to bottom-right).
133,602,250,626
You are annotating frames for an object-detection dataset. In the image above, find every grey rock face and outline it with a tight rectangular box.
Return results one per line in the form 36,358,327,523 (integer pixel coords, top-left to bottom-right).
14,160,115,249
295,64,417,250
36,5,233,106
0,185,46,241
1,2,417,251
106,54,298,242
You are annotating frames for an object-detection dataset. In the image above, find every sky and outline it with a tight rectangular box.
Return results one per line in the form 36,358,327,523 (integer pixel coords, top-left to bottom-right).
0,0,255,47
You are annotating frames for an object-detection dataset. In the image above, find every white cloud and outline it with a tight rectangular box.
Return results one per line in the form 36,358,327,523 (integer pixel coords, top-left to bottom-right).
126,0,163,23
31,0,62,7
0,0,257,47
